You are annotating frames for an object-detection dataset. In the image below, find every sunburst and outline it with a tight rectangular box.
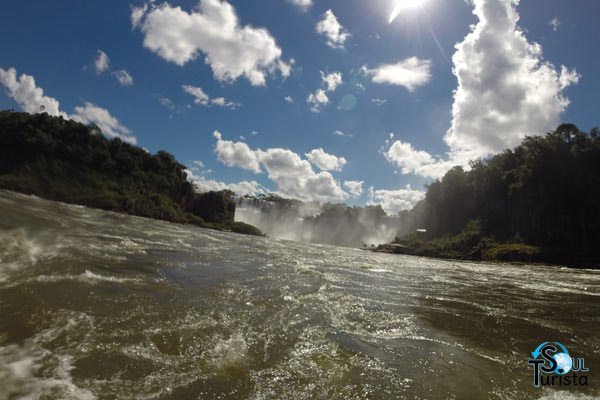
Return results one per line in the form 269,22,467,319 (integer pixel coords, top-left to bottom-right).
388,0,428,24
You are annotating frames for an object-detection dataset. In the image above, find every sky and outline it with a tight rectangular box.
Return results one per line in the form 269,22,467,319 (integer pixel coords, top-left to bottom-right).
1,0,599,215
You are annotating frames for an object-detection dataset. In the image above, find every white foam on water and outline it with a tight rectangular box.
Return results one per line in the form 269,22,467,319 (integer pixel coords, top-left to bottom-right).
515,281,600,297
0,311,97,400
78,270,141,284
0,228,63,283
206,332,249,369
9,270,145,287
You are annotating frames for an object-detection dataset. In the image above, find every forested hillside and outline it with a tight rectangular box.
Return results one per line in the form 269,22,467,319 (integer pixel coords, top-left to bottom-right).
395,124,600,266
0,110,262,235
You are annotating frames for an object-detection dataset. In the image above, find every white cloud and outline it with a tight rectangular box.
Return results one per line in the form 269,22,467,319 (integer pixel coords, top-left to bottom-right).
333,130,352,138
213,130,261,173
212,97,240,108
0,67,68,118
383,0,580,179
287,0,312,12
186,171,264,196
321,71,343,92
367,185,425,216
445,0,580,159
71,102,136,144
0,67,136,145
183,85,240,109
305,148,346,171
94,50,110,74
284,96,294,104
306,71,343,113
192,160,205,168
372,98,387,106
306,89,329,113
550,17,560,32
133,0,290,86
363,57,432,92
259,147,348,203
344,181,364,198
384,140,452,179
112,69,134,86
90,50,134,87
316,9,350,49
158,97,175,111
131,2,151,28
183,85,210,105
212,133,348,203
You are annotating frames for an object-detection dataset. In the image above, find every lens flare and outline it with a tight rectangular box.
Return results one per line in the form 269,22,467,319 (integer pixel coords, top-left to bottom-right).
389,0,428,23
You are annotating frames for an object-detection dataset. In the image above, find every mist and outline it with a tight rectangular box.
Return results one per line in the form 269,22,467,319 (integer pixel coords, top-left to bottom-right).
234,196,400,248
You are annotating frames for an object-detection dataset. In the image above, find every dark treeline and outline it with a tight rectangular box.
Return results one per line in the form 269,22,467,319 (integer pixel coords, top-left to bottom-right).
395,124,600,266
0,110,262,235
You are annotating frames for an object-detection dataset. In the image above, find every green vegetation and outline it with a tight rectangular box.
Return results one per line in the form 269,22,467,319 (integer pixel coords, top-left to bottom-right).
0,110,263,236
395,124,600,267
396,220,541,262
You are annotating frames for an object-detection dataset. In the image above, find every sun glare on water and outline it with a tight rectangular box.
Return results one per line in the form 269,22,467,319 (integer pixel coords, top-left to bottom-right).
389,0,428,23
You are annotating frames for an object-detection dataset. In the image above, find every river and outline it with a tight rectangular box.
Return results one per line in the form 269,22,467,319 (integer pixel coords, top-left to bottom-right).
0,190,598,399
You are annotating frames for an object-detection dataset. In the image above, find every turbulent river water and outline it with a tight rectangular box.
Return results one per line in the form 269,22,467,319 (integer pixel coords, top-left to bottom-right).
0,190,599,400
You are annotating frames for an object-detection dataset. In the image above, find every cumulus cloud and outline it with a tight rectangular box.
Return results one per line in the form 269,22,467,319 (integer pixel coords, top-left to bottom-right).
344,181,364,198
212,132,348,203
367,185,425,216
287,0,312,12
186,170,264,196
384,140,453,179
316,9,350,49
213,130,261,172
132,0,290,86
383,0,580,179
363,57,432,92
183,85,240,109
94,50,110,74
71,102,136,144
306,71,343,113
284,96,294,104
0,67,68,118
259,147,348,202
445,0,580,159
306,89,329,113
321,71,343,92
550,17,560,32
112,69,134,86
372,98,387,106
0,67,135,144
305,148,347,171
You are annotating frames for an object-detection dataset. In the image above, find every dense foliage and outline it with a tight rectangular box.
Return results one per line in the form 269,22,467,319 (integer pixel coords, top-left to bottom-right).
396,124,600,266
0,110,262,236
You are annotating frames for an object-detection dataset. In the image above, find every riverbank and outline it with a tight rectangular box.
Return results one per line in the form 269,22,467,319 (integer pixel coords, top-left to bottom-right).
389,220,598,269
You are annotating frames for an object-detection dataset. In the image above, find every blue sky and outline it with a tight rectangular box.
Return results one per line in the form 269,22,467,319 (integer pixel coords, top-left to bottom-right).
1,0,598,214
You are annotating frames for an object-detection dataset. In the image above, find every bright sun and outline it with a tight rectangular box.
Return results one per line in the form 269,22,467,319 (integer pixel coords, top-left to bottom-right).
388,0,428,23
